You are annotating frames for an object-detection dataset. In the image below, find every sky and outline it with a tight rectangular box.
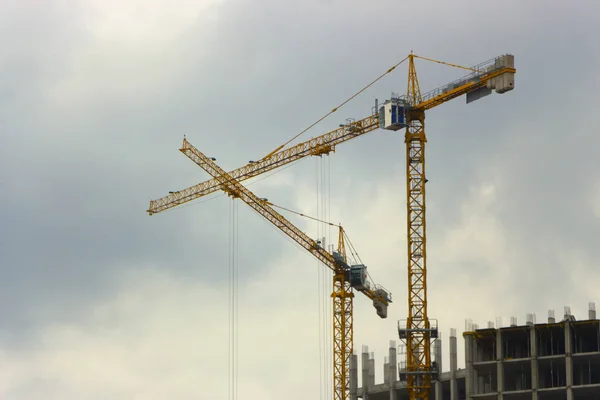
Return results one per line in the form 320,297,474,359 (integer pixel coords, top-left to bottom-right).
1,0,600,399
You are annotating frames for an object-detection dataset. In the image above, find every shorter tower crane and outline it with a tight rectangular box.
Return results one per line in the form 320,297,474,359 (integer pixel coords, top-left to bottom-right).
178,137,391,400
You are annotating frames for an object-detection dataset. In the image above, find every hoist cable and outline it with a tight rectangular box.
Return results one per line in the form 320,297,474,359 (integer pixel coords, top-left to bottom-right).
268,202,337,227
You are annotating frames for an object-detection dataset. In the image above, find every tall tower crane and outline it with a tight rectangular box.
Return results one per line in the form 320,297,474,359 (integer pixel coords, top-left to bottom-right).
148,52,516,400
177,137,391,400
380,53,515,399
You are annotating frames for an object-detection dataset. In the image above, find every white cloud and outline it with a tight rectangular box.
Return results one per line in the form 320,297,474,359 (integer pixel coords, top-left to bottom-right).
3,0,600,396
436,180,508,276
79,0,223,43
0,263,334,400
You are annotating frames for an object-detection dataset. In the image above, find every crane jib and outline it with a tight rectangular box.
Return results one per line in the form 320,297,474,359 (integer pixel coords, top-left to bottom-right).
147,116,379,215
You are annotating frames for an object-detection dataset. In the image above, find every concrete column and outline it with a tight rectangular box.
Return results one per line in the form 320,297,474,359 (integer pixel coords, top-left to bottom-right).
565,321,573,400
350,354,358,400
464,333,474,400
473,357,479,394
388,340,397,400
450,332,458,400
384,359,390,385
435,338,442,400
368,354,375,387
362,347,370,400
530,324,539,400
496,329,504,399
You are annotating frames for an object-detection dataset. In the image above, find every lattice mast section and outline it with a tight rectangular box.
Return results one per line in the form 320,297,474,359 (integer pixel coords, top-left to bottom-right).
404,53,432,400
333,228,354,400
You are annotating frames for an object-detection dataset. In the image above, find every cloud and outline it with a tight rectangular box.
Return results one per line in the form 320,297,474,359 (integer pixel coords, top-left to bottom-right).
78,0,222,43
2,0,600,396
591,183,600,220
0,264,332,400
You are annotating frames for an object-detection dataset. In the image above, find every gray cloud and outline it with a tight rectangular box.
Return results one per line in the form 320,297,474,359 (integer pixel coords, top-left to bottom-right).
1,0,600,397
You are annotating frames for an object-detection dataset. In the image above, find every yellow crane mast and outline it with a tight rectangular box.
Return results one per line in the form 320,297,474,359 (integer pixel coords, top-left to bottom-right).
147,52,516,400
380,53,515,399
177,137,391,400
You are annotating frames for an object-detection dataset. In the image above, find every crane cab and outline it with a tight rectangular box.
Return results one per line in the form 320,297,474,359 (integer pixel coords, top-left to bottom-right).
378,100,407,131
349,265,368,290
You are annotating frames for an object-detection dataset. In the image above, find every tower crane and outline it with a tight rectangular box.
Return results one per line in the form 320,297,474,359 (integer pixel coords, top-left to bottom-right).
148,52,516,400
177,137,392,400
381,53,515,399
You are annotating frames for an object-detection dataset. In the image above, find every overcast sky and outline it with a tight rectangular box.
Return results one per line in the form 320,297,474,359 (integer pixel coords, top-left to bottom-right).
1,0,600,399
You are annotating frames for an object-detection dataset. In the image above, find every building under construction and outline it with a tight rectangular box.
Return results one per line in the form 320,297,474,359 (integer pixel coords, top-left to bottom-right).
352,302,600,400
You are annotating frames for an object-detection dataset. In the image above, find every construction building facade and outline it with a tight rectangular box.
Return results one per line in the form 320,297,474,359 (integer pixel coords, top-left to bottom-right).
352,302,600,399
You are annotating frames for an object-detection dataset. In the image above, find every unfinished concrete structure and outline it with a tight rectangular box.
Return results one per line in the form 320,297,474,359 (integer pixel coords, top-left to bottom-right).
351,330,467,400
353,302,600,399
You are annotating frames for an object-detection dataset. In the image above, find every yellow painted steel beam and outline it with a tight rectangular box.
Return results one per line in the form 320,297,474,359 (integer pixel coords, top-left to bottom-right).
404,54,431,400
413,66,516,111
332,229,353,400
332,273,353,400
180,138,335,268
147,116,378,215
